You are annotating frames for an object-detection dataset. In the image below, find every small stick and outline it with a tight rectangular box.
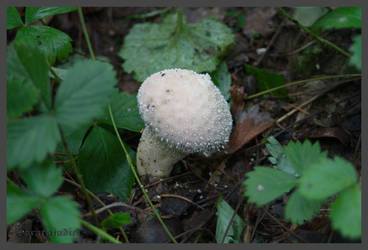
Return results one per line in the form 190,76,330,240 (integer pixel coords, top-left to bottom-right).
160,193,204,210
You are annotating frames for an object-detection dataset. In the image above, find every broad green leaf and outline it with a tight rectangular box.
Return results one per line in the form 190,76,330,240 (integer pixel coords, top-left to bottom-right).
284,140,327,176
265,137,297,176
40,196,80,243
13,40,51,109
293,7,329,27
16,25,72,65
101,212,131,230
54,60,117,132
79,126,135,202
330,184,361,239
312,7,361,31
211,61,232,101
20,161,63,198
7,182,41,225
7,115,61,170
119,12,234,81
245,64,288,98
349,35,361,70
285,190,322,225
100,89,144,132
216,197,245,243
25,7,77,24
243,167,298,206
56,124,90,155
7,75,39,119
7,7,23,29
299,157,358,200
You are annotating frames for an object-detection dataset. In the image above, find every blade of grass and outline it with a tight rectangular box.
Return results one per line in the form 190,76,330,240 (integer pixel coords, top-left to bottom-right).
80,219,121,243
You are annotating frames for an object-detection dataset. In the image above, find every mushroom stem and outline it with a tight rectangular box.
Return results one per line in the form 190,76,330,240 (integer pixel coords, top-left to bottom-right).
136,127,188,177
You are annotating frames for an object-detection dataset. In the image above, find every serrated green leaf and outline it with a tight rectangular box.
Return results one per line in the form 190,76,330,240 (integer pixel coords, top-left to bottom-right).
25,7,77,24
54,60,117,133
243,167,298,206
7,7,23,29
13,40,51,109
7,115,61,170
79,126,135,202
100,89,144,132
265,137,297,176
7,75,39,119
7,182,41,225
20,161,63,198
101,212,131,230
245,64,288,98
216,197,245,243
312,7,361,31
211,61,231,101
56,124,90,155
284,140,327,176
349,35,361,70
16,25,72,65
285,190,322,225
299,157,358,200
40,196,80,243
293,7,329,27
330,184,361,239
119,12,234,81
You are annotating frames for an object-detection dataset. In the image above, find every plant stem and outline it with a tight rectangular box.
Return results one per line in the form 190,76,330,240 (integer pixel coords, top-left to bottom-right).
50,67,62,83
77,7,96,60
108,105,178,243
58,126,100,226
277,7,351,57
246,74,361,100
80,219,121,244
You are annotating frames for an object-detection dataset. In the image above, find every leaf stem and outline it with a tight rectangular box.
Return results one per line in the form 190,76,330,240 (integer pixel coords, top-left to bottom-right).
277,7,350,58
77,7,96,60
108,105,178,243
80,219,121,244
58,126,100,227
246,74,361,100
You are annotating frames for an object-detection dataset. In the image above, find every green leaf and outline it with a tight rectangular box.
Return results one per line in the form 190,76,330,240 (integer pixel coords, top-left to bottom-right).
100,89,144,132
7,7,23,29
7,75,39,119
25,7,77,24
20,161,63,198
299,157,358,200
245,64,288,98
101,212,131,230
285,190,322,225
211,61,232,101
284,140,327,176
312,7,361,31
243,167,298,206
119,12,234,81
7,115,61,170
16,25,73,65
349,35,361,70
215,197,245,243
13,40,51,109
330,184,361,239
79,126,135,202
292,7,329,27
56,124,90,155
265,137,297,176
54,60,117,132
7,182,41,225
40,196,80,243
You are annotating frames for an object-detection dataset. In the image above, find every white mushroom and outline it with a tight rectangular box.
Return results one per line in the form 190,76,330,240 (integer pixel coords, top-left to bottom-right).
136,68,233,178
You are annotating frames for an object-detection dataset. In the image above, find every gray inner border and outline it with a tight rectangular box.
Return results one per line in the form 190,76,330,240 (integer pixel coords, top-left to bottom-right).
1,0,366,249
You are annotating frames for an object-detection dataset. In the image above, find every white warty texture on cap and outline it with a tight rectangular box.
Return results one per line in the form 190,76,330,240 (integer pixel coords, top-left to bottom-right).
137,68,233,156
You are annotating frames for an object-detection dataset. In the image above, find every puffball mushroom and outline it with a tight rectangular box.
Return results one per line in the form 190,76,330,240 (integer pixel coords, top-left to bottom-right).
136,68,233,178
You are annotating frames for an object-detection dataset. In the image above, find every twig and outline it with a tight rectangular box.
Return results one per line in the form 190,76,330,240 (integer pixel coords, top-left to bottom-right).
82,202,148,217
160,193,204,210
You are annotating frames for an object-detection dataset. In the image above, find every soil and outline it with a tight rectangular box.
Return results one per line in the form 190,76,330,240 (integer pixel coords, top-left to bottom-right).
7,7,361,243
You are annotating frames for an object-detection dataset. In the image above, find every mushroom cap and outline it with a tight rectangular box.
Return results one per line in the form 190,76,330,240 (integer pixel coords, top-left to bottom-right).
137,68,233,156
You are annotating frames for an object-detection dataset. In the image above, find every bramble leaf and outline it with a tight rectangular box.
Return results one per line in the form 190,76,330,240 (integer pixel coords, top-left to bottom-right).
25,7,77,24
211,61,232,101
312,7,361,31
119,12,234,81
7,7,23,29
78,126,135,202
243,167,298,205
40,196,80,243
101,212,131,230
349,35,361,70
299,157,358,200
292,7,329,27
